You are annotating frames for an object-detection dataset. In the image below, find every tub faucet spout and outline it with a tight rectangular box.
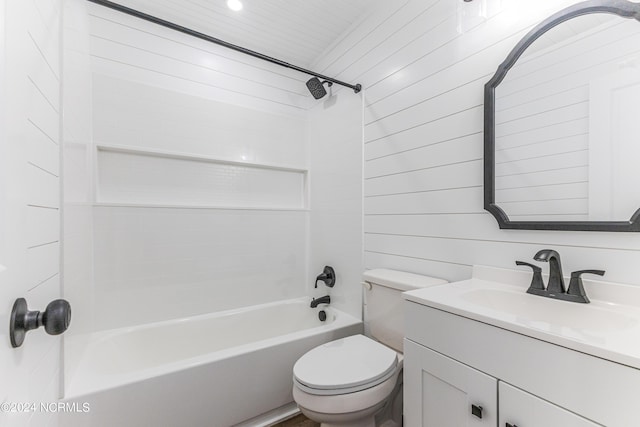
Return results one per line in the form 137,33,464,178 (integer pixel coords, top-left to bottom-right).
310,295,330,308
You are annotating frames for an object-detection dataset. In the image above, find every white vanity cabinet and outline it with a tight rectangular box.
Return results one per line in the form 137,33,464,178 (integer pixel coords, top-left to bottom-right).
498,382,598,427
404,338,598,427
404,339,497,426
403,295,640,427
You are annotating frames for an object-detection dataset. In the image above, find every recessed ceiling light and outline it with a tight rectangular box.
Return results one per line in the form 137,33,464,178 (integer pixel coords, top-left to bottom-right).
227,0,243,11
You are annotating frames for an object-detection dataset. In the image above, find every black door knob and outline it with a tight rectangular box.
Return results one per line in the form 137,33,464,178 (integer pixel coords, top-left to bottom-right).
42,300,72,335
9,298,72,348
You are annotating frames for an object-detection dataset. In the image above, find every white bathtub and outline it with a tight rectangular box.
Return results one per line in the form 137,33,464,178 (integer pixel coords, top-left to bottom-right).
62,298,362,427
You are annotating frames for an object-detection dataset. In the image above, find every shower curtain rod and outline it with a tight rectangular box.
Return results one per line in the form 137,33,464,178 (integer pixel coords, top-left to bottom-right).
87,0,362,94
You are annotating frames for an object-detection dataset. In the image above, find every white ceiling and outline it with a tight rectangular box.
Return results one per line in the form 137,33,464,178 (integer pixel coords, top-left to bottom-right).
110,0,382,67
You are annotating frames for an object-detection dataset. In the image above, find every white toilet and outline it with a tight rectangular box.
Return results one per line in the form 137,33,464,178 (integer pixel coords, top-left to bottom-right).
292,269,447,427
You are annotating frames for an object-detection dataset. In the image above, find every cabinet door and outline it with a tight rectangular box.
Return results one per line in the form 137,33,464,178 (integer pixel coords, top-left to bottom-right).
499,382,599,427
404,339,497,427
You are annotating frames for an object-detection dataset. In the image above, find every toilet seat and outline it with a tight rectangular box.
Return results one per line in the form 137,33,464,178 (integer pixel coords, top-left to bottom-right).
293,335,398,396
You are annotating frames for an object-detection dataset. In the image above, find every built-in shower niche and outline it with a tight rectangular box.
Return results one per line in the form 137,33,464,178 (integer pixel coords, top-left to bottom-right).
96,145,307,209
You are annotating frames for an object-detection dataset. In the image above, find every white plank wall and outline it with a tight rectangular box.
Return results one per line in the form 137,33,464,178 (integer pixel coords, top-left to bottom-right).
0,0,62,426
312,0,640,285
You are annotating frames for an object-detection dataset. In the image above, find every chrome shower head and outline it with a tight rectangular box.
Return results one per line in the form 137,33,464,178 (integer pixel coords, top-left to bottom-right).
306,77,333,99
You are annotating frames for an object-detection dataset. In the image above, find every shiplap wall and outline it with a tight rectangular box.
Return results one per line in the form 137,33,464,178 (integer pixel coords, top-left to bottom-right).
1,0,62,425
495,16,640,221
86,3,311,330
312,0,640,286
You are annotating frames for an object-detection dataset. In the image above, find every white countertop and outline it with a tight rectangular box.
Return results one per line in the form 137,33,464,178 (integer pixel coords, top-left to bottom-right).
403,265,640,370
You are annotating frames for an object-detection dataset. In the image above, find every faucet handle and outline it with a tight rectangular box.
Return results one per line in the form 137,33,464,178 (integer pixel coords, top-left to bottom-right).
315,266,336,288
516,260,541,273
566,270,605,303
571,269,605,277
516,261,546,295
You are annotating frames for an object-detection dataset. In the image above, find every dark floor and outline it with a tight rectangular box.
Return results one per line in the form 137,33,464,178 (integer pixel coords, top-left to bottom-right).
273,414,320,427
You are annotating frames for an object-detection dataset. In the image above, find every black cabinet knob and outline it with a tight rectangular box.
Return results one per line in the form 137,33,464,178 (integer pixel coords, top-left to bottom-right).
471,404,483,419
9,298,72,348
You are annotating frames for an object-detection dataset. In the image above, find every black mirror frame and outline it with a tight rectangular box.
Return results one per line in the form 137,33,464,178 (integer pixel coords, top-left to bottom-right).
484,0,640,232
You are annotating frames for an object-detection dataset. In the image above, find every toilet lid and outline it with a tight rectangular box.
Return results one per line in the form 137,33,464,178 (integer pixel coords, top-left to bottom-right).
293,335,398,395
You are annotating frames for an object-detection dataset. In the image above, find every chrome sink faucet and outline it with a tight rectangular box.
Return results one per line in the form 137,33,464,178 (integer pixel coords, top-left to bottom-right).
516,249,605,304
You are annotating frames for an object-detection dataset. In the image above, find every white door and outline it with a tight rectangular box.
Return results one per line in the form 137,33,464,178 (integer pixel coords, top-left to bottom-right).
589,67,640,221
0,0,63,426
404,339,498,427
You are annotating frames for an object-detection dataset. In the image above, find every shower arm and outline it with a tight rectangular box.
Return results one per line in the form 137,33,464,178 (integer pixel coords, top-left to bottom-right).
87,0,362,94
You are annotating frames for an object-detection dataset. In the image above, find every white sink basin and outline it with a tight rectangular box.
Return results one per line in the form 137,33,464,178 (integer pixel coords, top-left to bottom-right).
403,266,640,369
462,287,638,334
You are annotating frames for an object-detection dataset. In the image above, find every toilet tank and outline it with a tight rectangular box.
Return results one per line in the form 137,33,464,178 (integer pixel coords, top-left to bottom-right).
363,269,447,353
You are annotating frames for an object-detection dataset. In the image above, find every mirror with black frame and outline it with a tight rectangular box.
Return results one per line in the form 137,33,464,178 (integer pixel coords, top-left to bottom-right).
484,0,640,231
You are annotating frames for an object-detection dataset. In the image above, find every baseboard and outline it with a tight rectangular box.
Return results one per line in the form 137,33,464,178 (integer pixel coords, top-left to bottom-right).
233,402,300,427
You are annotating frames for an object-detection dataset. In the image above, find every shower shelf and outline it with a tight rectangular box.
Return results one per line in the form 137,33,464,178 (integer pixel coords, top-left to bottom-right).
92,202,310,211
95,144,308,174
95,144,308,209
